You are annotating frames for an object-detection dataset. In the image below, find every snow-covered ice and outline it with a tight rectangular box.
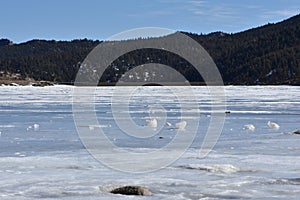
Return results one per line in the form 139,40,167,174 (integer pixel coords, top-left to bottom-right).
0,85,300,199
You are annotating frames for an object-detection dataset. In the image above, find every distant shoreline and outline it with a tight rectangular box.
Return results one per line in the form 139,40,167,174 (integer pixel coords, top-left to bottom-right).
1,79,299,87
0,79,55,87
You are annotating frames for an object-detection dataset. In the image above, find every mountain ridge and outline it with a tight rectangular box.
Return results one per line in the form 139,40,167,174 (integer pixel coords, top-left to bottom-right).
0,14,300,85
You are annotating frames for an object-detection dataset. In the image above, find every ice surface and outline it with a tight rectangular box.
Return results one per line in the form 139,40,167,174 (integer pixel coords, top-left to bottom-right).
0,85,300,199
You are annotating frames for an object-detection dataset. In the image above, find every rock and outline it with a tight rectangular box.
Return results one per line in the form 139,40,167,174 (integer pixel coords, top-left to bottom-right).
165,122,172,126
32,81,54,87
9,82,19,86
293,129,300,135
110,186,152,196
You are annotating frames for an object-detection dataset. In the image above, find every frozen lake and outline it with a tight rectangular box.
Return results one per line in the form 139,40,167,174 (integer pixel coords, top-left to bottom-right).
0,85,300,199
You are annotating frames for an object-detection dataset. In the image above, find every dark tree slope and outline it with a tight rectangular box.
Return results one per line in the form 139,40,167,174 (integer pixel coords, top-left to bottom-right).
0,14,300,85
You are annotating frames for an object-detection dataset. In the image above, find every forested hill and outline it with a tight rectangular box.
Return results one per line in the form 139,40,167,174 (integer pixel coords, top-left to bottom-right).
185,14,300,85
0,14,300,85
0,39,100,84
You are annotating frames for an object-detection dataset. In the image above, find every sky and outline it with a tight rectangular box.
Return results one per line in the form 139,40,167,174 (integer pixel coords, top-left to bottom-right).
0,0,299,43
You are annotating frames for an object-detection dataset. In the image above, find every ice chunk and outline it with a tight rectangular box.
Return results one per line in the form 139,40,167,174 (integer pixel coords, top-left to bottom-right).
175,121,187,130
146,119,157,128
267,121,280,130
244,124,255,131
33,123,40,131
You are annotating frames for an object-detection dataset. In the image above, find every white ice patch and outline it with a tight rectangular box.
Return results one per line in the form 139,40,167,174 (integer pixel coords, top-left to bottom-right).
33,123,40,131
243,124,255,131
267,121,280,130
175,121,187,130
178,164,244,174
146,118,158,128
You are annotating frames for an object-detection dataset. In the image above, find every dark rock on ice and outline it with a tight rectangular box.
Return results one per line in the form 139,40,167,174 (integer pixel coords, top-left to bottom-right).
110,186,152,196
292,129,300,135
32,81,54,87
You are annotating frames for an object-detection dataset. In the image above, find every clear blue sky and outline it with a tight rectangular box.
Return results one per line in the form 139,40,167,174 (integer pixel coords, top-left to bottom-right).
1,0,299,43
